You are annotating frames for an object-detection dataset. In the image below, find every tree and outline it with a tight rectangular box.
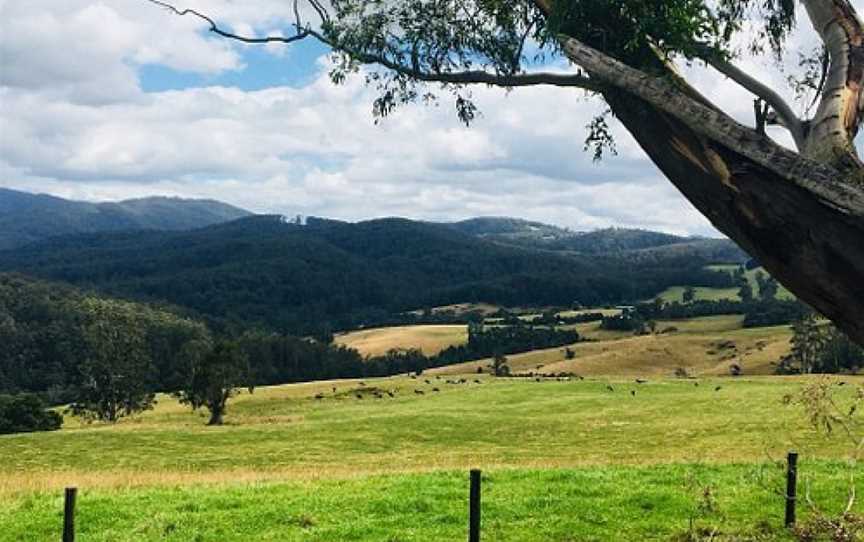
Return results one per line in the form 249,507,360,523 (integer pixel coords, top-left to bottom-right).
818,326,864,373
790,314,826,374
0,394,63,435
70,298,156,422
491,353,511,377
737,280,753,304
758,275,780,302
682,286,695,304
176,340,253,426
783,315,864,374
646,319,658,334
148,0,864,345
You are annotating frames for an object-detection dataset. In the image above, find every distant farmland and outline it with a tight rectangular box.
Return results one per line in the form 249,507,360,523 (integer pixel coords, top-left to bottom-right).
334,315,791,377
335,324,468,356
654,265,795,304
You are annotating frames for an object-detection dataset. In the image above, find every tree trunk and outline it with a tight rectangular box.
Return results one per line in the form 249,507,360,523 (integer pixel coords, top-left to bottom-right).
526,0,864,344
207,401,224,425
529,12,864,345
604,90,864,345
800,0,864,172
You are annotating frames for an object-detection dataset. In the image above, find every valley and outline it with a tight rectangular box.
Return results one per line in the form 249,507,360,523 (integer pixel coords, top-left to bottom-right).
0,189,859,541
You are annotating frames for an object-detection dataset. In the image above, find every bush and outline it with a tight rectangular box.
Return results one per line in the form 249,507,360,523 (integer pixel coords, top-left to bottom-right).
0,394,63,434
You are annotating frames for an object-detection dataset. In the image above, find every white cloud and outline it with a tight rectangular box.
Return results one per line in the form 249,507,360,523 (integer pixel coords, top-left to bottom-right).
0,0,242,104
1,0,860,239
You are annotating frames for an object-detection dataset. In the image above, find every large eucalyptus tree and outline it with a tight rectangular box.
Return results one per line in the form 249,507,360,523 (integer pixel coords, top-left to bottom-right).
148,0,864,344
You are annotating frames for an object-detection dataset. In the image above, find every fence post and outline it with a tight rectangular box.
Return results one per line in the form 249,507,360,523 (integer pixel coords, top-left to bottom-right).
469,469,481,542
63,487,77,542
785,451,798,528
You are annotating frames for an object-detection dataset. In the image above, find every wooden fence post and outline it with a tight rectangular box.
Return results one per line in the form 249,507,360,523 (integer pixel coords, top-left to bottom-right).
785,451,798,528
469,469,481,542
63,487,77,542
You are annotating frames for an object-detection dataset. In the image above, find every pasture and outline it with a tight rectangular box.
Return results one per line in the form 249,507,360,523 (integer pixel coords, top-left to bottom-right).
1,314,853,541
434,315,792,377
1,374,860,540
334,324,468,356
655,266,795,304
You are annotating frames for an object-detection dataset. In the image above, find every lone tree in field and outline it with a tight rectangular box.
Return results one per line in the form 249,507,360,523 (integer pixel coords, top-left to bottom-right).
148,0,864,344
71,298,156,422
176,340,253,426
491,353,511,376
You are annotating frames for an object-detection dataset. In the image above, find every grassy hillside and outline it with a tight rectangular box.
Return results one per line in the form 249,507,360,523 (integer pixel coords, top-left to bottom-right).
331,315,791,377
1,376,859,540
335,325,469,356
1,376,855,487
430,316,791,377
655,266,795,304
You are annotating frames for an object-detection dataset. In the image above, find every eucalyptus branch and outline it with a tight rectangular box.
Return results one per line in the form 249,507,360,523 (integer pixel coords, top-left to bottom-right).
146,0,312,44
694,45,806,148
144,0,603,93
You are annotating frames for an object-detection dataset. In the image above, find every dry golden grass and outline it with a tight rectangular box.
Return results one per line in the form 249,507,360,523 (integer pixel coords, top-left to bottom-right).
429,316,791,377
334,325,468,356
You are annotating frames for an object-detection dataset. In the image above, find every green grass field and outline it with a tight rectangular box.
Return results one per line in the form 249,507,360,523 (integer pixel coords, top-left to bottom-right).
0,313,852,541
1,374,860,540
3,463,858,541
656,266,795,304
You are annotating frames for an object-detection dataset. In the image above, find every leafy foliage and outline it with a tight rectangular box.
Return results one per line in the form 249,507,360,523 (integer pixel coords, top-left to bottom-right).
600,310,646,333
0,216,740,335
313,0,801,119
779,316,864,374
491,353,512,376
175,340,252,425
0,394,62,435
0,274,210,405
69,298,158,422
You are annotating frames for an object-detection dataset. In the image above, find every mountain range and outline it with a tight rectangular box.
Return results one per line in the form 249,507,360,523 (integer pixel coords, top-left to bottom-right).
0,188,251,250
0,189,748,333
447,217,744,262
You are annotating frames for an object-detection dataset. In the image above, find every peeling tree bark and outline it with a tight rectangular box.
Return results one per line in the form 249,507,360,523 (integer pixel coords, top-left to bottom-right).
605,91,864,345
800,0,864,172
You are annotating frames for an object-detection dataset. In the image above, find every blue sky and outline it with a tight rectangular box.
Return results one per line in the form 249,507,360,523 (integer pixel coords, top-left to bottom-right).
1,1,859,237
140,40,330,92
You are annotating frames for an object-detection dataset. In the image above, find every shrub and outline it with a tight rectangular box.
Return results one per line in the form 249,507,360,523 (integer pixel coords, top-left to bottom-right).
0,394,63,434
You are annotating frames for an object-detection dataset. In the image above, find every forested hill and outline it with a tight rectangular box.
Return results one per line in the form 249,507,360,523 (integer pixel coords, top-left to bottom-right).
449,217,746,262
0,273,210,399
0,215,738,334
0,188,251,250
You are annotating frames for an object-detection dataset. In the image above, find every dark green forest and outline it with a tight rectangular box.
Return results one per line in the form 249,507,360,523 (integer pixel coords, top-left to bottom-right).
0,274,579,405
0,215,738,335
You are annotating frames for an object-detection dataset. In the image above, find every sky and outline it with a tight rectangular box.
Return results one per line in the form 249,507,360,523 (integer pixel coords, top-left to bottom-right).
0,1,861,237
